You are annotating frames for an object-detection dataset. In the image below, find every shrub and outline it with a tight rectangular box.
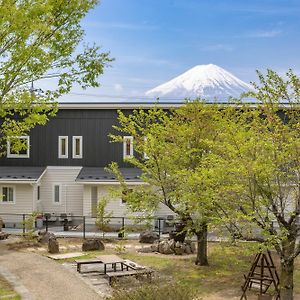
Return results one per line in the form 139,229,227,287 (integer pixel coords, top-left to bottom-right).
109,283,196,300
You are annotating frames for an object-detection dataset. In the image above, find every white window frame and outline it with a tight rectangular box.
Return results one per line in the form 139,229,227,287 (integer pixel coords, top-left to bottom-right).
123,136,133,159
0,185,16,204
72,136,83,159
58,136,68,159
7,136,30,158
53,184,62,205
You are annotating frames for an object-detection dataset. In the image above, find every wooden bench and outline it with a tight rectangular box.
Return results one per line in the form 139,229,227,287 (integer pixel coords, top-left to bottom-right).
105,268,154,285
75,258,103,273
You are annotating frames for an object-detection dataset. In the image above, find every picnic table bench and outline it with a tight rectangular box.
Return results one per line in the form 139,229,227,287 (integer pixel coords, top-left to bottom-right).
105,266,154,285
75,255,154,285
75,258,103,273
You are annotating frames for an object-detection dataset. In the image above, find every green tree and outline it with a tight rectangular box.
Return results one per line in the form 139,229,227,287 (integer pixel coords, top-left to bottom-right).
108,102,225,265
220,70,300,300
0,0,113,155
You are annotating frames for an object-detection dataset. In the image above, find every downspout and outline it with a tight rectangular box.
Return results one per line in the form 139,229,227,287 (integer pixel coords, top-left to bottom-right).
64,185,67,214
30,183,36,212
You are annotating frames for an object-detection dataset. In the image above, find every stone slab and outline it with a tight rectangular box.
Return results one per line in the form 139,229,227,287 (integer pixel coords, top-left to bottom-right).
47,252,84,260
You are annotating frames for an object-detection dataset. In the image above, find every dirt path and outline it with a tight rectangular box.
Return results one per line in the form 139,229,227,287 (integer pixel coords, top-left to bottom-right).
0,240,102,300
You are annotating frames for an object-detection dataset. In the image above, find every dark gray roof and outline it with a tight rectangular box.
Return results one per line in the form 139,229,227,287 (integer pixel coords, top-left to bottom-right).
0,167,46,181
76,167,142,182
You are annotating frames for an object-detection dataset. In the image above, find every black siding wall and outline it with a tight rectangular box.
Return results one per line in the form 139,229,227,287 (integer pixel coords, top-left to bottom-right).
0,109,133,167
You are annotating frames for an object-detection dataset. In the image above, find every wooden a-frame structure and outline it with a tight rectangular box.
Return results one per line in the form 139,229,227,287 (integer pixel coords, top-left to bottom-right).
240,250,280,299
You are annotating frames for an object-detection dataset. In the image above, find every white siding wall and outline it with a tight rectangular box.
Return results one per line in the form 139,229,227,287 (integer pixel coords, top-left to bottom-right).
0,184,34,224
82,184,175,220
39,167,83,216
83,185,92,216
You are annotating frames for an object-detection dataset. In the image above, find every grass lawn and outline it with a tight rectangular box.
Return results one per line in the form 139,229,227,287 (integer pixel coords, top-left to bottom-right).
12,237,300,299
0,275,20,300
61,240,300,299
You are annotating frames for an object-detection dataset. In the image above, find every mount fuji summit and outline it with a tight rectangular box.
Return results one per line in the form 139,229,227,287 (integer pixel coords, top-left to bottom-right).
145,64,252,102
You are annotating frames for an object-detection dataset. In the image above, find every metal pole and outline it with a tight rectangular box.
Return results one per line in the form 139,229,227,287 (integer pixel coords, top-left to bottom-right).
122,217,125,239
22,214,25,236
45,215,48,232
158,218,161,238
83,216,86,240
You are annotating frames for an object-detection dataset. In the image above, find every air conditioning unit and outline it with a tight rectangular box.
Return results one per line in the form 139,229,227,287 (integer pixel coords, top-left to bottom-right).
43,213,57,222
59,213,73,222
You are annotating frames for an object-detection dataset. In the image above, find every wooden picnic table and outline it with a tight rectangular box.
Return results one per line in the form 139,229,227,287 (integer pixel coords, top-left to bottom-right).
75,255,124,274
97,255,125,274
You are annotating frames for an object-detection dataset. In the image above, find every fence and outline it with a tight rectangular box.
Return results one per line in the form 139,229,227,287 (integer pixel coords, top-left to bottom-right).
0,213,178,240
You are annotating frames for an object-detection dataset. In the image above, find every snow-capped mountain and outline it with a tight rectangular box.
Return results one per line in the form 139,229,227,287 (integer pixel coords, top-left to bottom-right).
145,64,252,101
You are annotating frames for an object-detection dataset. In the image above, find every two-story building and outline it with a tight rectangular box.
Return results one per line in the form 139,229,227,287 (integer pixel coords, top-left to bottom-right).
0,102,178,226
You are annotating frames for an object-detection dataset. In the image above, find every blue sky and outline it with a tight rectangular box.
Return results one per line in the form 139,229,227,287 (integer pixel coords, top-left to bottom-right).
41,0,300,101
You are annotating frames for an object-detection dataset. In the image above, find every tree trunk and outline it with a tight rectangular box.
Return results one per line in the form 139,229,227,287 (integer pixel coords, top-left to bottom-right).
195,223,209,266
280,258,294,300
279,235,296,300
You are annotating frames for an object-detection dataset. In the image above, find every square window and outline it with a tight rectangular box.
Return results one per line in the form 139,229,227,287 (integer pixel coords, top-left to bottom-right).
7,136,30,158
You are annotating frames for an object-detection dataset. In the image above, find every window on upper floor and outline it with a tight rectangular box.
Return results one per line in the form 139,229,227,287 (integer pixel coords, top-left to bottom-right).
7,136,30,158
58,136,68,159
1,186,15,203
72,136,83,159
123,136,133,159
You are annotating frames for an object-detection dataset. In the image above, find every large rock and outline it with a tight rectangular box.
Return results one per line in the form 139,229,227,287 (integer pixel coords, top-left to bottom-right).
158,240,174,254
48,237,59,254
82,239,105,251
150,243,159,252
138,246,154,253
37,231,56,243
0,232,9,240
139,231,159,244
174,246,185,255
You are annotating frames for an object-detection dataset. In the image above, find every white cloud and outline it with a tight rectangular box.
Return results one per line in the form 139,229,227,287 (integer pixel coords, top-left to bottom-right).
114,83,123,92
242,30,282,38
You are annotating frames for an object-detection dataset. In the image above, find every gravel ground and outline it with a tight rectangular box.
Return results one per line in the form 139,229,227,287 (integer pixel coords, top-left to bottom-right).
0,239,102,300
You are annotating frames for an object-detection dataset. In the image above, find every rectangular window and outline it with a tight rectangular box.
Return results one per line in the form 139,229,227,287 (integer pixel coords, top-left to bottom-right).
7,136,30,158
58,136,68,159
1,186,15,203
53,185,61,203
123,136,133,159
72,136,83,159
37,186,40,201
